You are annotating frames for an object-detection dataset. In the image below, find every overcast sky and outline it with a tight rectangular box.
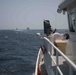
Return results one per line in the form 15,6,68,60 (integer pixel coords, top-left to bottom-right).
0,0,68,29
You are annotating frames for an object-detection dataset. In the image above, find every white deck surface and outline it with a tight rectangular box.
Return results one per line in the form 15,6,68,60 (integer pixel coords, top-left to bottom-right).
40,55,76,75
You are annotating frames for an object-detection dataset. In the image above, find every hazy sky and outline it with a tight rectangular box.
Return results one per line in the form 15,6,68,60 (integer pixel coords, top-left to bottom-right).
0,0,68,29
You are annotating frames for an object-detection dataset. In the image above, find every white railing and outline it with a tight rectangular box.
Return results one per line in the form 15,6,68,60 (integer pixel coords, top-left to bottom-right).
44,37,76,75
35,48,41,75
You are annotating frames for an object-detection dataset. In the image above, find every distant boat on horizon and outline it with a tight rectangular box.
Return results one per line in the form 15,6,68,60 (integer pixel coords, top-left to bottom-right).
15,28,20,31
27,27,30,30
16,28,18,30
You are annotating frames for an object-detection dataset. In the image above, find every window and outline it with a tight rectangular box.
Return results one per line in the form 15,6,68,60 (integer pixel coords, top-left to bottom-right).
68,11,76,32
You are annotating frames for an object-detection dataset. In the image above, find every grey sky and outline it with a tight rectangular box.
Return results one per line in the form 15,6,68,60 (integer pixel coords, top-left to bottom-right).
0,0,68,29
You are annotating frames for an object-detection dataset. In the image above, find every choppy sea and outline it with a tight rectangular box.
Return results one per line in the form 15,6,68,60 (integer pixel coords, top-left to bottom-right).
0,29,68,75
0,30,44,75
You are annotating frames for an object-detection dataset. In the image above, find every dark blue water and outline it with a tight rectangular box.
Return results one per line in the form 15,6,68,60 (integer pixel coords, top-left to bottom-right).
0,30,43,75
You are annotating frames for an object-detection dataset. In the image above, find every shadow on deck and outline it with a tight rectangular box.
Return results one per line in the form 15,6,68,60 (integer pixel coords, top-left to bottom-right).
52,61,76,75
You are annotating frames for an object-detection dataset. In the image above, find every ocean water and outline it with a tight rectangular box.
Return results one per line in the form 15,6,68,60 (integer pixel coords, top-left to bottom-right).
0,30,43,75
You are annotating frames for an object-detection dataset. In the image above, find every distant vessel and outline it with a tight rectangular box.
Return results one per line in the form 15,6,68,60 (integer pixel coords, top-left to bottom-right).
16,28,18,30
35,0,76,75
27,27,30,30
15,28,19,31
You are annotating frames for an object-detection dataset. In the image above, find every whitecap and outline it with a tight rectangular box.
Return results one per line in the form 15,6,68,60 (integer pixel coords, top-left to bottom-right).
5,36,8,38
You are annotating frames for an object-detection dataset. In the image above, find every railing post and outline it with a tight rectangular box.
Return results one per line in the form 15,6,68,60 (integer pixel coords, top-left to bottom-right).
56,50,59,75
69,65,73,75
47,36,52,67
43,39,55,75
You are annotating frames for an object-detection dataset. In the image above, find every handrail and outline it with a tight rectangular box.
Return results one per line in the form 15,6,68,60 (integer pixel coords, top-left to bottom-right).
35,48,41,75
44,37,76,72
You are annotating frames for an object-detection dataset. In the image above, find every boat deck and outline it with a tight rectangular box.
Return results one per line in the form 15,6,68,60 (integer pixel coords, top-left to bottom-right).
52,56,69,75
40,55,76,75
